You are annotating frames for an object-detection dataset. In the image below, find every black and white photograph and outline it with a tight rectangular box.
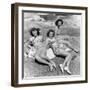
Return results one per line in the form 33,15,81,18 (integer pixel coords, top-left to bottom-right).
23,11,81,78
11,3,87,86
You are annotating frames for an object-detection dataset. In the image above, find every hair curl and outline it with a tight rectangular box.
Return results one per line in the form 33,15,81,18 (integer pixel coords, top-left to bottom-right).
47,29,55,37
55,19,63,26
30,27,40,36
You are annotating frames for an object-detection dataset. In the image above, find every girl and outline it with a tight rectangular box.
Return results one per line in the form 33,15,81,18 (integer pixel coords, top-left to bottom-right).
55,19,63,36
46,28,73,74
54,19,79,74
28,27,56,71
46,29,57,60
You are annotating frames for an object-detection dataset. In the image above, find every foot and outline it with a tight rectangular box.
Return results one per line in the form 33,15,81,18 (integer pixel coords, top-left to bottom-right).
64,67,71,75
49,64,53,72
59,64,64,73
51,61,56,69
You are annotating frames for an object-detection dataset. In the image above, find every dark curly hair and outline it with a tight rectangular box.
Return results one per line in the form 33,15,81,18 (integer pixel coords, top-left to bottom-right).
30,27,40,36
55,19,63,26
47,29,55,37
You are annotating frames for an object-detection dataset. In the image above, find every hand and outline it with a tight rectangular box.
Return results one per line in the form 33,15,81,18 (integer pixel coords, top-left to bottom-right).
48,42,52,48
29,41,34,46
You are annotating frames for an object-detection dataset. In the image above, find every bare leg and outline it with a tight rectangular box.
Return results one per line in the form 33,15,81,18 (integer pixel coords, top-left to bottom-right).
35,54,54,71
63,53,72,74
54,48,72,74
66,55,72,68
62,52,72,68
40,54,56,68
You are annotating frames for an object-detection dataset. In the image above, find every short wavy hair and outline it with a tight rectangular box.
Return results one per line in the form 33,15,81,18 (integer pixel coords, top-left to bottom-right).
30,27,40,36
47,29,55,37
55,19,63,26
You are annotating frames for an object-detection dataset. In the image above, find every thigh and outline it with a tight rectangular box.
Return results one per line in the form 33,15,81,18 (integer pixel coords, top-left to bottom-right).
36,47,47,58
58,49,71,56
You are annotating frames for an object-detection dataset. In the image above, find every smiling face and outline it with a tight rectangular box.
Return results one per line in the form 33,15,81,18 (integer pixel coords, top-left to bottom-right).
49,31,54,38
32,30,38,37
57,21,62,26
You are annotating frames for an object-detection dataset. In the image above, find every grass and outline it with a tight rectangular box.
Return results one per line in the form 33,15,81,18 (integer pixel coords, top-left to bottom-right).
23,16,80,79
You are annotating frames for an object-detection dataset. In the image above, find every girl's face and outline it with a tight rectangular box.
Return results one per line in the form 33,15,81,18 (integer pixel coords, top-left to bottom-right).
57,21,62,26
32,30,38,37
49,31,54,38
